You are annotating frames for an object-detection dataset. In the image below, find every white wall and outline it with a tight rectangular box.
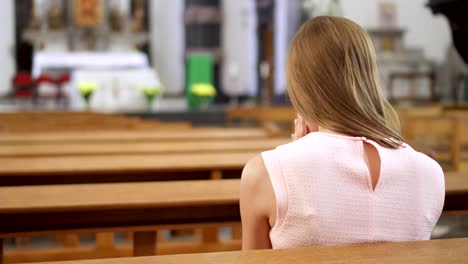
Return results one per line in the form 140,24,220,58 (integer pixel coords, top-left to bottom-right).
149,0,185,95
271,0,452,96
341,0,451,63
0,0,15,96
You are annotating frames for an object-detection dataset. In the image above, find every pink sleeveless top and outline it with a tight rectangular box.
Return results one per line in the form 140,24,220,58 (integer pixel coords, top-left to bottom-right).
262,132,445,249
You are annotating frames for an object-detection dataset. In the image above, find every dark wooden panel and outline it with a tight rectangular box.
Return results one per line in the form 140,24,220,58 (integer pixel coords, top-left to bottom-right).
0,204,240,236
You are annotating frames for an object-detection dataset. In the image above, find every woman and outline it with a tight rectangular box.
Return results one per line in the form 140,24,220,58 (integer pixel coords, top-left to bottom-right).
240,16,445,250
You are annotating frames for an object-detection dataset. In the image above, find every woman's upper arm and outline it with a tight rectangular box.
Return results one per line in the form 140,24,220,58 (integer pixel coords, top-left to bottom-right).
240,154,275,250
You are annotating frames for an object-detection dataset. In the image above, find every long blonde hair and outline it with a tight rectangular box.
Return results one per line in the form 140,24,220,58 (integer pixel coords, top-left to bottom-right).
287,16,403,149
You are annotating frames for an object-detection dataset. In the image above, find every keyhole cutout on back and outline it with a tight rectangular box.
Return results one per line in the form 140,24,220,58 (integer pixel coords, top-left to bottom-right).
363,141,381,192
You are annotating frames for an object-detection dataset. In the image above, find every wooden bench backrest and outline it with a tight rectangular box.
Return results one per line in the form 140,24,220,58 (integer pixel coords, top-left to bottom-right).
0,151,256,177
28,238,468,264
0,112,191,132
0,128,268,145
227,106,295,124
0,180,240,214
0,138,289,157
0,173,464,213
403,116,457,171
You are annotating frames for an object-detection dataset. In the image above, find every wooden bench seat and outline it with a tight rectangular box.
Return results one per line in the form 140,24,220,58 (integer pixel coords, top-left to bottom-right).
0,180,241,263
0,120,192,133
0,175,466,263
0,112,179,133
0,138,289,157
0,152,256,186
0,128,270,145
226,106,295,125
26,238,468,264
0,180,240,236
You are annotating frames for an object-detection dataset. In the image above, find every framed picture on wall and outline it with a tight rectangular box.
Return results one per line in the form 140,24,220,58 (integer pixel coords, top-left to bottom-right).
74,0,103,26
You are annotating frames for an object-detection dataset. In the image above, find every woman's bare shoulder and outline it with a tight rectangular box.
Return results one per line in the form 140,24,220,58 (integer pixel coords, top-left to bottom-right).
243,154,268,176
240,154,273,215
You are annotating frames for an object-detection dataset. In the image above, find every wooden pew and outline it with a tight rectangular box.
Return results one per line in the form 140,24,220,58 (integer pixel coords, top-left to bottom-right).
3,240,242,264
227,106,295,125
227,105,447,128
402,116,458,171
0,152,255,186
0,112,136,123
0,111,114,117
444,172,468,211
226,106,295,136
0,124,192,133
0,128,270,145
456,117,468,172
0,112,137,130
226,105,454,137
0,119,191,133
0,139,289,157
1,132,466,186
397,106,468,172
226,105,459,141
22,238,468,264
0,112,191,132
0,179,241,264
395,105,443,118
0,130,280,249
401,114,468,172
0,174,466,263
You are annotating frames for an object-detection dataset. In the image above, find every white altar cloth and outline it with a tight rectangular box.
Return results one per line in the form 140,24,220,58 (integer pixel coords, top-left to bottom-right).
32,52,150,78
69,68,162,112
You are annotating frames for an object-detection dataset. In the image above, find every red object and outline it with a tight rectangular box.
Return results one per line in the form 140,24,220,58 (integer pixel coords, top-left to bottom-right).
35,75,55,85
56,74,71,85
12,72,36,98
35,74,70,85
12,72,34,87
35,73,70,102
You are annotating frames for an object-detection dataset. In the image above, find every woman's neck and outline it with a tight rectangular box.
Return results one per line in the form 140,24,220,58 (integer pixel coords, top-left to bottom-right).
317,126,348,136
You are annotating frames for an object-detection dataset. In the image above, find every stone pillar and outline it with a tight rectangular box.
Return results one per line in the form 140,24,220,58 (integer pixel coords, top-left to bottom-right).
0,0,15,96
149,0,185,95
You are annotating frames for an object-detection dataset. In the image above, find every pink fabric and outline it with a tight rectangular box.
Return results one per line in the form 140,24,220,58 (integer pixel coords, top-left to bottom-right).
262,132,445,249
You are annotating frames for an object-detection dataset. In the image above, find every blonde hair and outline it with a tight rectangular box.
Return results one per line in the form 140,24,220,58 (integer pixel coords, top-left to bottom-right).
287,16,403,149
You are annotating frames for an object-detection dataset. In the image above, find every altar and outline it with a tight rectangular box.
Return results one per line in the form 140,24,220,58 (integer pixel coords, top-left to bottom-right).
69,68,162,112
18,0,166,112
32,51,150,78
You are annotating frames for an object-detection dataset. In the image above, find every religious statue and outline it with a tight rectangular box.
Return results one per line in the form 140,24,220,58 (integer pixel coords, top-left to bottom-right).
28,0,40,30
48,2,64,30
83,29,97,50
74,0,103,27
132,0,145,32
379,1,397,29
109,6,123,32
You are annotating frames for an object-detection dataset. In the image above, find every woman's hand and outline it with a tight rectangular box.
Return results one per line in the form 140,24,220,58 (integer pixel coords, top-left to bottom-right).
292,115,310,141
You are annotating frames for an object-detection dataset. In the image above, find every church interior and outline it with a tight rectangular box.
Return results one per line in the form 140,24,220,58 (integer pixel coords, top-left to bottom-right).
0,0,467,263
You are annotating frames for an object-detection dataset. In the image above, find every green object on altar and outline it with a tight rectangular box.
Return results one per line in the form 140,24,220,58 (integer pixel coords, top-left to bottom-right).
77,82,98,109
186,54,216,108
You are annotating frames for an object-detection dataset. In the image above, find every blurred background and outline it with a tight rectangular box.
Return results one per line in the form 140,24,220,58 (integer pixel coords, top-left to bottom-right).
0,1,468,263
0,0,467,115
